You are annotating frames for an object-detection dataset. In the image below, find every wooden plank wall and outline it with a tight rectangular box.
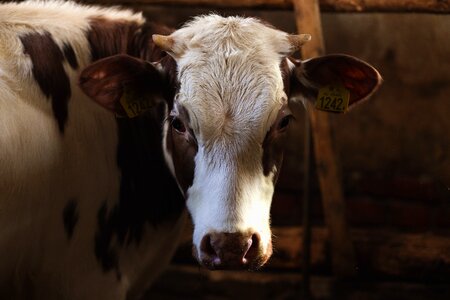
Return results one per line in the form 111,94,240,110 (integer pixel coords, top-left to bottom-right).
82,0,450,13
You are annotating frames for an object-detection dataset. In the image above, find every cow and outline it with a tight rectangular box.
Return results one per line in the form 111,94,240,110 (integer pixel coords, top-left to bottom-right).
0,0,381,299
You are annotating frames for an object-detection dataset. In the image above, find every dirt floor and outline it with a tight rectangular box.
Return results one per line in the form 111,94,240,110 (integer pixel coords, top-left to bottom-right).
144,265,450,300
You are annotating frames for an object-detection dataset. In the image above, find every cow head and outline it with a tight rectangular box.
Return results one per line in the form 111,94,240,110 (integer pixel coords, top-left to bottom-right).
80,15,381,271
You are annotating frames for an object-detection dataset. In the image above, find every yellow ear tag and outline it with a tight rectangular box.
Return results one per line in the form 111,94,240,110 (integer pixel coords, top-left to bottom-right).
119,86,154,118
316,85,350,113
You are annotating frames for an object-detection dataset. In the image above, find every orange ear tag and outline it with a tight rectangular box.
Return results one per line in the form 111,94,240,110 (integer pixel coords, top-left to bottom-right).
315,85,350,113
119,86,154,118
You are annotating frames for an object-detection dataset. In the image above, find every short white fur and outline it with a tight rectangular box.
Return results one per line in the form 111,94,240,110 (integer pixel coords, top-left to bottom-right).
165,15,291,258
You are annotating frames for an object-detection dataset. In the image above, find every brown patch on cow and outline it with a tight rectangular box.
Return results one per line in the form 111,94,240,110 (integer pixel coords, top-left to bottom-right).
86,18,179,104
262,131,285,181
87,17,139,61
86,16,174,62
275,58,294,183
280,58,291,96
262,106,291,181
20,31,71,132
165,105,198,194
158,55,179,107
63,42,78,69
139,22,180,101
87,17,173,61
129,22,174,62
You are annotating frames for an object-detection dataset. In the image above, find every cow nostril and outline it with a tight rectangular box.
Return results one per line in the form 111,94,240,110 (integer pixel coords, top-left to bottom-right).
200,234,215,256
200,234,221,266
243,233,261,264
252,233,261,247
241,237,252,264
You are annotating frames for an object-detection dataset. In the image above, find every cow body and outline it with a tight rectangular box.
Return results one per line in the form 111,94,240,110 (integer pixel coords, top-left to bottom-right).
0,1,381,299
0,1,185,299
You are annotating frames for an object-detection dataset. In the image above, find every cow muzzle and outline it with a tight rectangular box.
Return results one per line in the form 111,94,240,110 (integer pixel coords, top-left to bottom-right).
196,230,272,270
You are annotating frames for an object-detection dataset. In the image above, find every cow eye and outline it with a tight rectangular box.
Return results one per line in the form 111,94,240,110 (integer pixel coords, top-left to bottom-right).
171,117,186,133
278,115,293,131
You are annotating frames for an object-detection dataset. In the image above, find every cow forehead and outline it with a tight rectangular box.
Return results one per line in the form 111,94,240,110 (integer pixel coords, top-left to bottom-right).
172,15,291,57
172,15,290,145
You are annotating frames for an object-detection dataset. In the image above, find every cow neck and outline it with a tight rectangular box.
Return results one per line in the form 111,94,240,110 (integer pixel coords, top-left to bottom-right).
87,17,184,275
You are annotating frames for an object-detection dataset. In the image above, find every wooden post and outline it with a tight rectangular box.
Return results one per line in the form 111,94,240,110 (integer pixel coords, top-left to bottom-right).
292,0,357,277
302,106,312,299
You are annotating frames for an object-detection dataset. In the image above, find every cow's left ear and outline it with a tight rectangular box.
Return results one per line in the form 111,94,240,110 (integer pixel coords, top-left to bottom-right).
79,54,164,117
289,54,382,109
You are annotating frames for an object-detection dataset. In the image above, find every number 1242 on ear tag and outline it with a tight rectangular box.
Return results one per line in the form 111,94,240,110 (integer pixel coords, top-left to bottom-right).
316,85,350,113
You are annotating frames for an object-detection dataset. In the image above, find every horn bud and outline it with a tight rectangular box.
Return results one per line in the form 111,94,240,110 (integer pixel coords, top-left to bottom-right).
288,34,311,50
152,34,174,52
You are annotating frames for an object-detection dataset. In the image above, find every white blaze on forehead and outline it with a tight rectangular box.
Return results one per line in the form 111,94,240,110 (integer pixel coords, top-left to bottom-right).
168,15,289,253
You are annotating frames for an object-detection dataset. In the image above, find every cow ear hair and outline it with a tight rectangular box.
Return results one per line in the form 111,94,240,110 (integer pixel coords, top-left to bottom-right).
79,54,164,116
289,54,382,110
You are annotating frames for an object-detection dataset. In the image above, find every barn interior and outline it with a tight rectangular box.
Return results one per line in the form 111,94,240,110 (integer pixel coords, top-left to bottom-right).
28,0,450,299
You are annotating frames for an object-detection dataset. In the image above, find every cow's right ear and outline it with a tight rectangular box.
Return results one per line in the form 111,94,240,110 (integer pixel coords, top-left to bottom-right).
79,54,164,116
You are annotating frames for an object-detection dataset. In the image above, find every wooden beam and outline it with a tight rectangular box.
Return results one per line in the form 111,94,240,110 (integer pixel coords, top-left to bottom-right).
320,0,450,13
301,104,312,298
293,0,357,277
82,0,450,13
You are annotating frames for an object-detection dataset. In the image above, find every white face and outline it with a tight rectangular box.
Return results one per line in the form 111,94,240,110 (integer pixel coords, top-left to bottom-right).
162,15,294,270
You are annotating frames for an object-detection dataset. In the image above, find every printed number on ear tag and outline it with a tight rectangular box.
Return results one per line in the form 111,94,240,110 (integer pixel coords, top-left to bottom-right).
120,86,154,118
316,85,350,113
